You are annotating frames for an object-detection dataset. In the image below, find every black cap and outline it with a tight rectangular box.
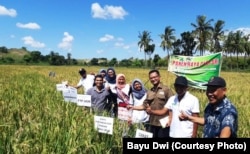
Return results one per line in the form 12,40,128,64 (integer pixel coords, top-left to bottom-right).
174,76,188,86
203,76,226,87
79,68,86,74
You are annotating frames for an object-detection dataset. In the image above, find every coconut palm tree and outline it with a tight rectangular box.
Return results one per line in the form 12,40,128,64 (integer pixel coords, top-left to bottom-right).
180,31,197,56
138,30,153,67
223,31,234,57
224,30,245,70
242,34,250,69
211,20,225,53
145,44,155,67
159,26,176,59
233,30,245,70
172,39,182,55
191,15,213,56
223,31,235,70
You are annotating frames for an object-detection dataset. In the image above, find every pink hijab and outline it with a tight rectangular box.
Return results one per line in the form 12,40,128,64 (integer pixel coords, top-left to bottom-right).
116,73,126,89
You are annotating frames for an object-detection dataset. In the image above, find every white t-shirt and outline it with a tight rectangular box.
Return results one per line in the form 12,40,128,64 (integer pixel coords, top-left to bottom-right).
165,91,200,138
77,74,95,94
104,82,116,94
130,94,149,123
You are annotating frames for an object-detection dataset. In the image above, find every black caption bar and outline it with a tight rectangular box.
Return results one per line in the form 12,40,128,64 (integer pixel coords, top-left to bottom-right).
123,138,249,153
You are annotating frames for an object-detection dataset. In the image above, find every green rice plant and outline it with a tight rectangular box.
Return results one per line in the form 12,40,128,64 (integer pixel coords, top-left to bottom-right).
0,65,249,154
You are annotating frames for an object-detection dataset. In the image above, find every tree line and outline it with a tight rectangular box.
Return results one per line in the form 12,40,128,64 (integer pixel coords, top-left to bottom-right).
138,15,250,70
1,15,250,70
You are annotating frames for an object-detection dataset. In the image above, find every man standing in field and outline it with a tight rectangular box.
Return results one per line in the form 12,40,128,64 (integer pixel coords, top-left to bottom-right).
146,76,200,138
128,69,174,138
86,74,112,115
180,76,238,138
74,68,95,94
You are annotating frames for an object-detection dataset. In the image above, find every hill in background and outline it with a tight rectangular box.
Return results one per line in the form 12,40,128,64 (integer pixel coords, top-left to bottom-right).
0,48,29,62
0,47,89,65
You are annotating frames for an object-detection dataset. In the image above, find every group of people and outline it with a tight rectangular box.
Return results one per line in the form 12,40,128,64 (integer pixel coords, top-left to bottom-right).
71,67,238,138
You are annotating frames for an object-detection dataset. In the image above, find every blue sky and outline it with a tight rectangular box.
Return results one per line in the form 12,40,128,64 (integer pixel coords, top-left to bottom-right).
1,0,250,60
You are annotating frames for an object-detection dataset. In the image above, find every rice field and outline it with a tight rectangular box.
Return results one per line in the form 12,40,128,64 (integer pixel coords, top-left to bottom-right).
0,65,249,153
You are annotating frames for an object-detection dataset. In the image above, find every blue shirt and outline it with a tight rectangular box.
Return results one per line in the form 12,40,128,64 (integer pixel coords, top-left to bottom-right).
203,97,238,138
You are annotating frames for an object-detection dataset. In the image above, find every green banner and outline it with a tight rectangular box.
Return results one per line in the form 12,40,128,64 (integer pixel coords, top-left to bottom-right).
168,52,222,90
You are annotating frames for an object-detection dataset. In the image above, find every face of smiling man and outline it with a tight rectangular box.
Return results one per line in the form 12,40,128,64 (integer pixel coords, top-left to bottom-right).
149,72,160,87
206,86,227,105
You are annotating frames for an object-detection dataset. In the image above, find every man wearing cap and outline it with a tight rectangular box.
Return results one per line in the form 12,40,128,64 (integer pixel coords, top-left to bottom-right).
179,76,238,138
74,68,95,94
146,76,200,138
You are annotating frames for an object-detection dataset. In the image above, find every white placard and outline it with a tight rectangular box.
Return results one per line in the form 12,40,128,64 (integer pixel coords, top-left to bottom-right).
56,81,68,91
61,81,68,85
94,116,114,135
77,94,91,107
56,84,66,91
159,116,169,128
62,86,77,103
135,129,153,138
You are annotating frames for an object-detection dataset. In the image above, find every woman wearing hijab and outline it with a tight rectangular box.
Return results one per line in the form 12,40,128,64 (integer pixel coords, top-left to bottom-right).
115,74,132,121
105,68,116,90
129,78,149,128
99,68,106,76
115,74,133,137
105,67,118,117
98,68,107,86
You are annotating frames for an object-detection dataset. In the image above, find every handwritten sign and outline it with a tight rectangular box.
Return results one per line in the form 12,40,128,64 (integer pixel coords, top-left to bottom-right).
135,129,153,138
77,94,91,107
94,116,114,135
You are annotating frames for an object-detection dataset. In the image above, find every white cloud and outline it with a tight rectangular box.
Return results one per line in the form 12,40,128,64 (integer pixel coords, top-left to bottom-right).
22,36,45,48
96,49,104,54
10,34,15,38
16,22,41,29
123,45,130,50
91,3,128,19
225,27,250,35
114,37,131,49
58,32,74,52
234,27,250,36
99,34,114,42
117,37,124,41
115,42,130,50
0,5,17,17
99,34,131,51
114,42,124,47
